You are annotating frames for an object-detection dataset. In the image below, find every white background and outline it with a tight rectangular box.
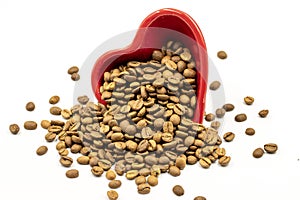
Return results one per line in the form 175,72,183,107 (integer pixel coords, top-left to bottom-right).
0,0,299,199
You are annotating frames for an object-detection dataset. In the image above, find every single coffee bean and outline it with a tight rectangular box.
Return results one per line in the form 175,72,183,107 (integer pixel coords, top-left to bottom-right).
61,109,72,119
218,156,231,166
217,50,227,59
45,132,56,142
49,95,60,104
147,175,158,186
223,103,235,112
223,132,235,142
135,175,146,185
173,185,184,196
264,143,278,154
24,121,37,130
40,120,51,129
244,96,254,105
183,68,196,78
50,106,62,115
9,124,20,134
169,166,181,177
211,121,221,130
137,183,151,194
205,113,215,122
77,95,89,105
108,180,122,189
91,166,104,177
107,190,118,200
253,148,264,158
36,146,48,156
77,156,90,165
152,50,163,61
194,196,207,200
66,169,79,178
216,108,226,118
126,170,139,180
175,157,186,170
71,73,80,81
259,109,269,118
25,102,35,111
209,81,221,90
106,170,117,180
245,128,255,136
215,147,226,157
235,113,247,122
68,66,79,74
60,156,73,167
199,157,211,168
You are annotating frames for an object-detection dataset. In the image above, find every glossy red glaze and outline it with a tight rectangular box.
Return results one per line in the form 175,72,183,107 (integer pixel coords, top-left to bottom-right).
91,8,208,123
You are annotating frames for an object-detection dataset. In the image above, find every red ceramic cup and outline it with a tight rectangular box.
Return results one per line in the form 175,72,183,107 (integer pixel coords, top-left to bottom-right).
91,8,208,123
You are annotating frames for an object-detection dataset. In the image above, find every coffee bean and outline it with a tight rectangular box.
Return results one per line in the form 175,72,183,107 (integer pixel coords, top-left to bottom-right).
108,180,122,189
68,66,79,75
218,156,231,166
137,183,151,194
223,132,235,142
58,148,69,156
223,103,235,112
199,157,211,168
107,190,118,200
24,121,37,130
211,121,221,130
77,95,89,105
45,132,56,142
77,156,90,165
61,109,72,119
264,143,278,154
49,95,60,104
25,102,35,111
235,113,247,122
71,73,80,81
9,124,20,134
56,141,66,151
245,128,255,136
50,106,62,115
180,51,191,61
126,170,139,180
209,81,221,90
169,166,181,177
259,109,269,118
135,175,146,185
183,68,196,78
216,108,226,118
106,170,117,180
194,196,207,200
60,156,73,167
170,114,180,126
253,148,264,158
175,157,186,170
205,113,215,122
152,50,163,61
147,175,158,186
244,96,254,105
173,185,184,196
66,169,79,178
91,166,104,177
217,51,227,59
36,146,48,156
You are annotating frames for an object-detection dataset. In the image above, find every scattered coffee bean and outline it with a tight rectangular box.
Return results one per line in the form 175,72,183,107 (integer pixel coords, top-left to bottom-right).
106,170,117,180
147,175,158,186
199,157,211,169
36,146,48,156
223,132,235,142
205,113,215,122
25,102,35,111
259,109,269,118
9,124,20,134
50,106,62,115
135,176,146,185
77,95,89,105
209,81,221,90
108,180,122,189
245,128,255,136
60,156,73,167
169,166,181,177
137,183,151,194
24,121,37,130
77,156,90,165
218,156,231,166
40,120,51,129
175,157,186,170
91,166,104,177
223,103,235,112
211,121,221,130
66,169,79,178
235,113,247,122
264,143,278,154
216,108,226,118
49,95,60,104
107,190,118,200
194,196,207,200
173,185,184,196
71,73,80,81
68,66,79,75
217,51,227,59
253,148,264,158
244,96,254,105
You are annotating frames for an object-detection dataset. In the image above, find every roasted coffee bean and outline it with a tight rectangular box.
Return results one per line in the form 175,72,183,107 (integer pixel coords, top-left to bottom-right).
235,113,247,122
56,141,66,151
169,166,180,177
98,159,112,170
199,157,211,168
68,66,79,74
25,102,35,111
223,132,235,142
259,109,269,118
244,96,254,105
205,113,215,122
216,108,226,118
245,128,255,136
9,124,20,134
209,81,221,90
183,68,196,78
253,148,264,158
109,180,122,189
49,95,60,104
137,183,151,194
135,175,146,185
126,170,139,180
264,143,278,154
77,156,90,165
71,73,80,81
45,132,56,142
147,175,158,186
36,146,48,156
194,196,207,200
222,103,235,112
61,109,72,119
173,185,184,196
60,156,73,167
219,156,231,166
107,190,118,200
106,170,117,180
77,95,89,105
217,51,227,59
211,121,221,130
175,157,186,170
91,166,104,177
50,106,62,115
59,148,69,156
170,114,180,126
24,121,37,130
66,169,79,178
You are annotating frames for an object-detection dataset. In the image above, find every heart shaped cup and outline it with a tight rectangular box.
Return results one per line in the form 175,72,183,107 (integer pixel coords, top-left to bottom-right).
91,8,208,123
